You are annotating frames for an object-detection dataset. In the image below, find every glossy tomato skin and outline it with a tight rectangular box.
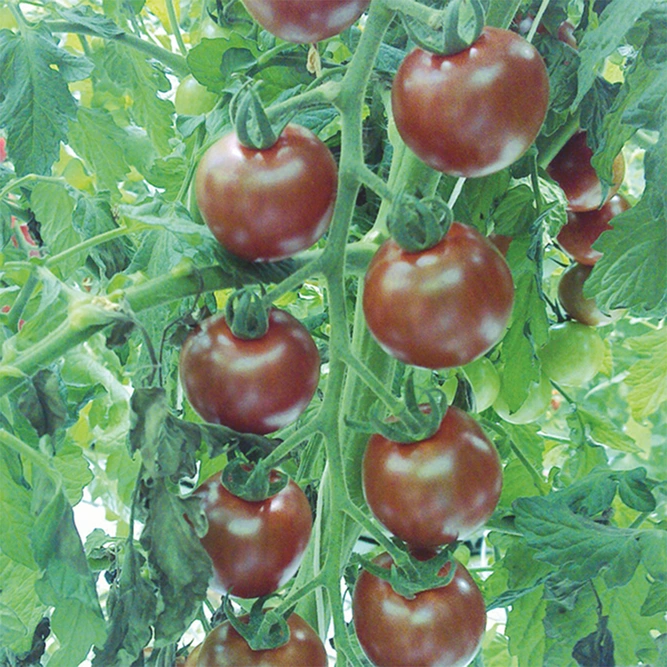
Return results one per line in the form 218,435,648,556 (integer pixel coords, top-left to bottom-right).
180,309,320,435
195,125,337,262
196,614,328,666
363,223,514,369
546,132,625,212
240,0,370,43
363,406,502,547
195,473,312,599
175,75,217,115
557,194,630,265
353,553,486,667
558,263,615,326
391,28,549,177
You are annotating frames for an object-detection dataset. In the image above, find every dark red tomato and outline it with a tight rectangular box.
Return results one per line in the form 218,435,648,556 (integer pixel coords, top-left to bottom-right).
194,472,312,599
557,194,630,265
197,614,328,666
557,20,577,48
363,222,514,369
489,233,512,257
195,125,337,262
558,262,615,326
363,406,502,547
546,131,625,212
391,27,549,177
240,0,370,43
179,309,320,435
353,553,486,667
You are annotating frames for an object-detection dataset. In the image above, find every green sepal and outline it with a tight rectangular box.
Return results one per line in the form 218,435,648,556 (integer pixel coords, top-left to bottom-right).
452,371,476,413
225,288,270,340
400,0,486,57
387,193,453,253
355,546,456,599
221,459,289,502
231,83,289,150
222,595,292,651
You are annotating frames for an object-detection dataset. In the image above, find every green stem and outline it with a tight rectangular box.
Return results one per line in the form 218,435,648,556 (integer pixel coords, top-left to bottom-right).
45,227,131,270
45,21,189,76
5,269,38,332
260,417,323,470
164,0,187,56
0,429,62,492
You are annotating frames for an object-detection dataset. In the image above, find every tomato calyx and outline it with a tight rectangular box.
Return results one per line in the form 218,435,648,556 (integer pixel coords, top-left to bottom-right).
370,373,447,444
221,595,293,651
452,372,476,413
230,83,290,150
387,193,452,253
399,0,485,56
221,459,289,502
354,547,456,599
224,288,270,340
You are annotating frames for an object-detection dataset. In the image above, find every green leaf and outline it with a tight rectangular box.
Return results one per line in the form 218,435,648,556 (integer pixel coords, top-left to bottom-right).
574,407,641,454
514,495,641,588
53,440,94,507
506,586,547,666
623,328,667,421
0,26,91,175
29,181,83,278
187,36,259,92
639,530,667,580
641,579,667,616
56,6,124,39
616,468,656,512
16,368,68,438
573,0,656,108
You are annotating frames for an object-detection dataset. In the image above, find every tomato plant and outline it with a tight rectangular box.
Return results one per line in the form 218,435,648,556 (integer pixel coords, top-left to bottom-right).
461,356,501,412
174,75,217,116
353,553,486,667
493,372,552,424
194,472,312,599
557,194,630,265
195,125,337,262
363,223,514,369
546,131,625,212
539,321,606,387
240,0,371,43
179,309,320,434
558,262,616,326
363,405,502,547
391,27,549,177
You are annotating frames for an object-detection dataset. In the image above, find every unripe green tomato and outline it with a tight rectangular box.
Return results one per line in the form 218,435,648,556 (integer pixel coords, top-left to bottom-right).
539,321,605,386
175,75,217,116
462,356,501,412
494,372,551,424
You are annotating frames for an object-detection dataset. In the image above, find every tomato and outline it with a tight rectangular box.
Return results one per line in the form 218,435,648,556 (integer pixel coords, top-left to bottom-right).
179,309,320,435
353,553,486,667
557,20,577,48
0,137,6,162
558,262,617,326
493,372,552,424
391,28,549,178
489,233,512,257
462,356,501,412
175,75,217,115
557,194,629,265
196,613,327,666
184,644,201,666
194,472,312,599
362,223,514,369
539,321,605,387
240,0,370,43
546,131,625,212
363,406,502,548
195,125,337,262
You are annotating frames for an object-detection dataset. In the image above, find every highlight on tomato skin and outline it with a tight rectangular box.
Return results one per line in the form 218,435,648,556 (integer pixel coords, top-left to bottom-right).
353,552,486,667
362,405,502,548
240,0,371,44
193,472,313,600
546,131,625,212
391,27,550,178
558,262,617,326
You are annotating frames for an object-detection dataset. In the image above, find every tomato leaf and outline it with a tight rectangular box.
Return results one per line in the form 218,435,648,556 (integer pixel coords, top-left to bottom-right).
506,586,547,666
571,615,614,667
55,6,125,39
187,36,259,92
640,579,667,617
638,531,667,581
0,26,91,176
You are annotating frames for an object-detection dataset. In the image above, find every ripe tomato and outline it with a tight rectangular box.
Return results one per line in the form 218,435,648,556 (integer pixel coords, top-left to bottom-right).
391,28,549,177
175,75,217,115
195,125,337,262
546,131,625,212
194,472,312,599
462,356,501,412
0,137,6,162
240,0,370,43
196,613,328,666
353,553,486,667
539,321,605,387
362,223,514,369
363,406,502,547
558,262,616,326
179,309,320,435
557,194,630,265
489,233,512,257
493,372,552,424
